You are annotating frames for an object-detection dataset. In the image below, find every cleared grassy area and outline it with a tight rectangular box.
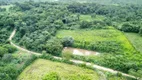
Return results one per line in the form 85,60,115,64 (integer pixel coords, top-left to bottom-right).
18,59,128,80
124,32,142,53
56,29,135,53
18,59,100,80
80,15,105,22
0,5,13,11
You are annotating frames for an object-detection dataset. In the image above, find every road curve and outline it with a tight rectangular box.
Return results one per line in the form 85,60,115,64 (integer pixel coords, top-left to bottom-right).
9,29,138,79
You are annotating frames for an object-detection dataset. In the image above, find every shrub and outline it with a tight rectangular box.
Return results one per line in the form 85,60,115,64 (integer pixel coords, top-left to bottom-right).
116,72,122,77
42,50,47,55
0,47,8,57
62,50,72,60
2,54,13,63
80,21,91,28
129,69,142,78
62,36,74,47
44,38,63,56
2,44,17,53
120,23,140,33
42,72,61,80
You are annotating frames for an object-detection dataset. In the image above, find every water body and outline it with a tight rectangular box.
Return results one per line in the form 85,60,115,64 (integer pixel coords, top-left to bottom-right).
63,47,100,56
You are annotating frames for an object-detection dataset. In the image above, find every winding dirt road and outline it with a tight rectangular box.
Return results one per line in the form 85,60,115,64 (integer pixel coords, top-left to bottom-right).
9,29,139,79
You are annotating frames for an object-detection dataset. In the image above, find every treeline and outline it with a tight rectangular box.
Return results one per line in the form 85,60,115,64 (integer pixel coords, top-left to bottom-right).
67,3,142,34
1,0,142,5
1,1,142,55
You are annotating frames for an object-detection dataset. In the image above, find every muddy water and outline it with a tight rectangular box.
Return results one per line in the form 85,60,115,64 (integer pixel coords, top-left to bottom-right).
63,47,100,56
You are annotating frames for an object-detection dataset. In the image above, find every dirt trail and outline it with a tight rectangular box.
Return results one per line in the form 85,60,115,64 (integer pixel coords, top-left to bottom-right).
9,29,138,79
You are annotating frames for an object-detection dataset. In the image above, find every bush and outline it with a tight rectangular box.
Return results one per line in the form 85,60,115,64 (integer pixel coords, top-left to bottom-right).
139,27,142,36
42,72,61,80
44,38,63,56
62,36,74,47
2,54,13,63
42,50,47,55
62,50,72,60
80,21,91,28
120,23,140,33
2,44,17,53
0,47,8,57
129,69,142,78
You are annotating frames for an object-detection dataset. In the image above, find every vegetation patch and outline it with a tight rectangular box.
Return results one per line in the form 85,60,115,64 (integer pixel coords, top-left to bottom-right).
80,14,105,22
56,29,135,53
18,59,100,80
125,32,142,53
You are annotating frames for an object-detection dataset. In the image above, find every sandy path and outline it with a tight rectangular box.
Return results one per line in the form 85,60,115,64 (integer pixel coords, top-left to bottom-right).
9,29,138,79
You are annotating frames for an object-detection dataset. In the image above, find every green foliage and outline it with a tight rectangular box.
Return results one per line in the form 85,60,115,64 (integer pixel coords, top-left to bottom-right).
0,50,37,80
42,50,47,55
0,44,17,57
72,52,142,74
0,47,8,57
1,1,142,79
129,69,142,78
56,29,135,53
0,64,18,80
62,50,72,60
62,36,74,47
80,21,91,28
0,29,10,43
2,44,17,53
139,27,142,36
42,72,61,80
120,23,140,33
2,54,13,63
44,38,63,56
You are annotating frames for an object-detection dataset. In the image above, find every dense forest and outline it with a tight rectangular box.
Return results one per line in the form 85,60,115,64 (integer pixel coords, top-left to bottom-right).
0,0,142,80
1,0,142,4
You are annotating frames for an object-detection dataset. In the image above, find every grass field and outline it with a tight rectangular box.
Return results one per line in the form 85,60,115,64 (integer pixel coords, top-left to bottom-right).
124,32,142,53
56,28,135,53
18,59,100,80
18,59,127,80
80,15,105,22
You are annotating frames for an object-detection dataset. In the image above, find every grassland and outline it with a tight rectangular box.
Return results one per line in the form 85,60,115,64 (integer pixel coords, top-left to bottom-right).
80,15,105,22
56,28,135,53
18,59,128,80
124,32,142,53
18,59,100,80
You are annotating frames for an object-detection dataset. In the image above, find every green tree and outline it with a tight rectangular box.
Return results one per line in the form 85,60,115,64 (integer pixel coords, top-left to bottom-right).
0,47,8,57
62,36,74,47
120,23,140,33
2,54,13,63
2,44,17,53
44,38,63,56
80,21,91,28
